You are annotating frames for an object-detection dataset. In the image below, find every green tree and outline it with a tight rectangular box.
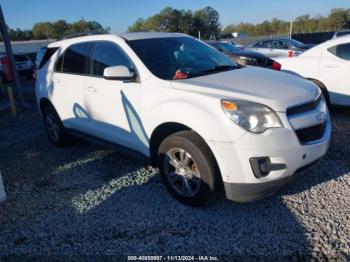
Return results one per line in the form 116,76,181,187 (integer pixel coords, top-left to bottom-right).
32,22,55,39
127,6,220,38
128,18,145,32
327,8,349,30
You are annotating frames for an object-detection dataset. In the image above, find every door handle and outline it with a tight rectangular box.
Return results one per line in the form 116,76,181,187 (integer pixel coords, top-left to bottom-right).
325,65,339,68
52,78,60,84
87,86,97,92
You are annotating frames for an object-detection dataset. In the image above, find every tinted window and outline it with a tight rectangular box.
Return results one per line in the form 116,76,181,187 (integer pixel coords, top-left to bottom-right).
336,31,350,37
212,42,239,52
255,41,272,48
328,43,350,61
62,43,90,74
54,54,63,72
253,41,265,48
91,42,133,77
128,37,237,80
289,39,304,48
38,47,58,69
14,54,28,62
279,40,290,49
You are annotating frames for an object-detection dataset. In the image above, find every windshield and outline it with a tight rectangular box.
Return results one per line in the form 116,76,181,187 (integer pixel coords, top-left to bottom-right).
128,37,238,80
290,39,304,47
212,42,240,52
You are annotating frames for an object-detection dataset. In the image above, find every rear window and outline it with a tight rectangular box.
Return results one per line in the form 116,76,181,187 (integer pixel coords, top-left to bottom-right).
328,43,350,61
14,54,28,62
38,47,59,69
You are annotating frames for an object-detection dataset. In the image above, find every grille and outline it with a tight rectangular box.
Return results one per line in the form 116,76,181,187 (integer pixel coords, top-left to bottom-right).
295,123,326,144
287,95,321,116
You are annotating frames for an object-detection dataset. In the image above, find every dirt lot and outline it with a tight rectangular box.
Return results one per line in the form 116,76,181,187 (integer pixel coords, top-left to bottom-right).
0,82,349,258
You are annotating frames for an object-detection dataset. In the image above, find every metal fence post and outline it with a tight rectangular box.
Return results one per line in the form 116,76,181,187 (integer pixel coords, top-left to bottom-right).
0,4,28,110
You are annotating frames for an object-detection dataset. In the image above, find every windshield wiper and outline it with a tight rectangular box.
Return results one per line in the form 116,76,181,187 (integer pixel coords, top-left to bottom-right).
197,65,238,74
180,65,239,79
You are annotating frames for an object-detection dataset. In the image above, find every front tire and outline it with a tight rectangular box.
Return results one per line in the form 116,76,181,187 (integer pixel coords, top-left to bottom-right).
42,104,70,147
158,131,219,206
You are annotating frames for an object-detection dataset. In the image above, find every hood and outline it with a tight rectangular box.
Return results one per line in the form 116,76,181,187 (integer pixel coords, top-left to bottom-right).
224,50,266,59
170,66,319,112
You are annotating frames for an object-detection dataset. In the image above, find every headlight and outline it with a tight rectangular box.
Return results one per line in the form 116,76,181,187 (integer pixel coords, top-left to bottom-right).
221,100,283,133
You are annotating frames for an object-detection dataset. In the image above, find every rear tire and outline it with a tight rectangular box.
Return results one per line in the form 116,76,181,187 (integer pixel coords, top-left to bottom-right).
42,104,70,147
158,131,219,206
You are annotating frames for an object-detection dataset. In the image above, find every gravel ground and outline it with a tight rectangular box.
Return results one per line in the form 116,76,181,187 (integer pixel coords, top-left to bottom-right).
0,98,349,259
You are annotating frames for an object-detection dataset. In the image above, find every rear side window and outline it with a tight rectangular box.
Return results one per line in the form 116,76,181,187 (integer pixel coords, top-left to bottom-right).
38,47,58,69
91,42,133,77
62,43,90,74
254,41,271,48
253,41,264,48
328,43,350,61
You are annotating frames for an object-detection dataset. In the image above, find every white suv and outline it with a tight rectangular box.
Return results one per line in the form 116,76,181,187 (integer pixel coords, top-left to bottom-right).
36,32,331,206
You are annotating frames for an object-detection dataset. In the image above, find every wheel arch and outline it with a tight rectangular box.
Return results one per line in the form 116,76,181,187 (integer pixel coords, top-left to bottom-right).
149,122,191,166
149,122,224,190
306,78,330,105
39,97,53,114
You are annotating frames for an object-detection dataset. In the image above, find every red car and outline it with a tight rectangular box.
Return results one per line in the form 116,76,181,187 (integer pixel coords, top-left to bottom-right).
0,52,34,82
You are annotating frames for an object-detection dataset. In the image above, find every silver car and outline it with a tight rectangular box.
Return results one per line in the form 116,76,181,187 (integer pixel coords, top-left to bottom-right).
245,38,315,58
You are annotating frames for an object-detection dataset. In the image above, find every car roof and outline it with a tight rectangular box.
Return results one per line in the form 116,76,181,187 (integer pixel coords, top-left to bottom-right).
255,37,297,42
48,32,189,48
326,34,350,44
118,32,187,41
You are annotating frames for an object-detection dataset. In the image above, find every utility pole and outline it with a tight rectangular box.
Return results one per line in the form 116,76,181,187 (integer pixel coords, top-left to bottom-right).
0,4,28,109
198,31,201,40
289,19,293,39
81,16,87,32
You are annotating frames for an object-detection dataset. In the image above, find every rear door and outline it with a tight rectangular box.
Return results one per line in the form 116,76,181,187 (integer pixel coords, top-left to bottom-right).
270,40,289,58
319,43,350,106
83,41,147,154
50,42,91,130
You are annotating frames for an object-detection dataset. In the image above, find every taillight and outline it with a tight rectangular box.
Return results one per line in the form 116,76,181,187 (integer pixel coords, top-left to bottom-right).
272,61,281,71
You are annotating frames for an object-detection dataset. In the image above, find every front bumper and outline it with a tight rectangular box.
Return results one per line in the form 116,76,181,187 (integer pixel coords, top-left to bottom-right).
223,159,320,202
207,112,331,202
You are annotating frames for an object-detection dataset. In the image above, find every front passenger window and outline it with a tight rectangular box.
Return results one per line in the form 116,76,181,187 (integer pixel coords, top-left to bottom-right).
91,42,133,77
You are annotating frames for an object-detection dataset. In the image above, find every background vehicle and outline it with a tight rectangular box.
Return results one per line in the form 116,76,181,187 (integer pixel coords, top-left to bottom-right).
276,35,350,106
206,40,281,70
333,30,350,39
246,38,315,58
0,52,34,82
36,32,330,206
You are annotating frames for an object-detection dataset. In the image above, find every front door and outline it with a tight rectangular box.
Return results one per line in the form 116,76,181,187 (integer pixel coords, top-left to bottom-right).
83,41,148,155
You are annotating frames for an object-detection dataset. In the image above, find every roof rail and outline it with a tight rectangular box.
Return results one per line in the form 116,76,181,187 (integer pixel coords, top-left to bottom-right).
60,31,103,40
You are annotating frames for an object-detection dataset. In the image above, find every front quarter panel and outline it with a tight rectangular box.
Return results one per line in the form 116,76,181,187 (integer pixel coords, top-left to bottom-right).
140,79,247,143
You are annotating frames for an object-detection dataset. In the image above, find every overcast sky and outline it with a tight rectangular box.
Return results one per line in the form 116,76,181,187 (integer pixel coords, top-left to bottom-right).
2,0,350,33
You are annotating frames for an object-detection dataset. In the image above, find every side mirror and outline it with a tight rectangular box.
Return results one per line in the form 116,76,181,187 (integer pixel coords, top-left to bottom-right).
103,65,136,81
